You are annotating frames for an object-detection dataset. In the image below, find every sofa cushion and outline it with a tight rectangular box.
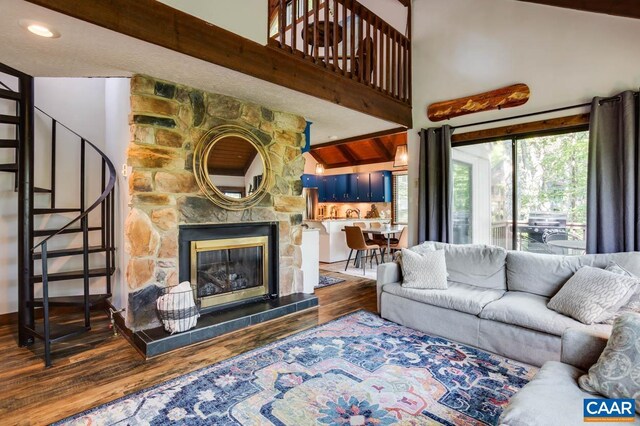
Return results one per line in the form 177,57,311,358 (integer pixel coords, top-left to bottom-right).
382,281,505,315
415,242,507,290
480,291,612,337
547,266,638,324
400,248,448,289
499,361,620,426
506,251,640,297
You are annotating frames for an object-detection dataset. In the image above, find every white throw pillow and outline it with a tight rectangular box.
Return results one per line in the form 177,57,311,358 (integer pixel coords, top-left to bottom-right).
547,266,638,324
157,281,199,334
400,248,448,290
602,262,640,325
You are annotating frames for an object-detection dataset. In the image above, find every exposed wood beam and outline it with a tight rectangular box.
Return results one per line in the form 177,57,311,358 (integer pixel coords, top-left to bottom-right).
451,113,590,144
324,158,394,169
26,0,412,127
370,137,394,160
312,127,407,149
518,0,640,20
336,145,358,164
395,0,411,7
309,150,326,164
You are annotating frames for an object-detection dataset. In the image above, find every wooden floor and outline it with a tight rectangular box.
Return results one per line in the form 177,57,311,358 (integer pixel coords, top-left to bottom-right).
0,270,376,425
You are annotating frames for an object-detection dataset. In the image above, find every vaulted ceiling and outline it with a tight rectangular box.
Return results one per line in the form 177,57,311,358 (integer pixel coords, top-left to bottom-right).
518,0,640,20
310,131,406,169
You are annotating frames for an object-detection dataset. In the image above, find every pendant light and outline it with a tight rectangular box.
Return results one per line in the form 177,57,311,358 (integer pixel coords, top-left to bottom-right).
315,162,325,174
393,144,408,168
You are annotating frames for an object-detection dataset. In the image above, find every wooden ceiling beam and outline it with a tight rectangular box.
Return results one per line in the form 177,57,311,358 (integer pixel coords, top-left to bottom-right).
26,0,412,127
336,145,358,164
311,127,407,149
518,0,640,20
370,137,394,161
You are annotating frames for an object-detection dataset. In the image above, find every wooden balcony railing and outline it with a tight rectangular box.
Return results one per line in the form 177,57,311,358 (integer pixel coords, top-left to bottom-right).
269,0,411,105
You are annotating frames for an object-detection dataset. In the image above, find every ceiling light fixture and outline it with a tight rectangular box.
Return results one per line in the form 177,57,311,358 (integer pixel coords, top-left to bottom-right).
19,20,61,38
315,163,325,174
393,144,408,168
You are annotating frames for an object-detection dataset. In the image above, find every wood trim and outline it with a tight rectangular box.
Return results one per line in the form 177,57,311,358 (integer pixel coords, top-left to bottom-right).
518,0,640,20
312,126,406,149
26,0,412,127
451,113,590,144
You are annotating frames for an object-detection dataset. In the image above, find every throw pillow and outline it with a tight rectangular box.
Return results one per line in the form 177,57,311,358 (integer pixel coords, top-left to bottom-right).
400,248,448,290
157,281,200,334
547,266,637,324
579,312,640,413
603,262,640,325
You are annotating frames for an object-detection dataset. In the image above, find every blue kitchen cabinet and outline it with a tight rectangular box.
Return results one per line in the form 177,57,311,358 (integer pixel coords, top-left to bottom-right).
335,174,349,201
301,174,317,188
356,173,370,201
318,176,327,201
369,171,392,202
323,176,337,201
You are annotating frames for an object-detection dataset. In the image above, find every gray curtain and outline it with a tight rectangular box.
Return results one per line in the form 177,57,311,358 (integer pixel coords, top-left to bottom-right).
587,90,640,253
418,126,452,243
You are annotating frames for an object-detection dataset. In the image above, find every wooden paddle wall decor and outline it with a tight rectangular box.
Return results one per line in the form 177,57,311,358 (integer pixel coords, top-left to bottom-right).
427,83,530,122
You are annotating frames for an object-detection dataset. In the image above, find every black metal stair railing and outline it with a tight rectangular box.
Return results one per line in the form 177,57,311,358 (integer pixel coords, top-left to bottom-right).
27,107,117,367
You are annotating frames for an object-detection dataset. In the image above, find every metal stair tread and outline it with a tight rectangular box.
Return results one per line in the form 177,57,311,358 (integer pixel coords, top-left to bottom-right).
34,226,102,237
33,208,82,215
28,293,111,308
0,164,18,172
25,323,90,343
0,114,19,124
0,139,18,148
0,87,20,101
32,267,114,283
33,245,108,259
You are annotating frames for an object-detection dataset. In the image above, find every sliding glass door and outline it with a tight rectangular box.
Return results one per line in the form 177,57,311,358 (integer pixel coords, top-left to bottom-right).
452,129,588,254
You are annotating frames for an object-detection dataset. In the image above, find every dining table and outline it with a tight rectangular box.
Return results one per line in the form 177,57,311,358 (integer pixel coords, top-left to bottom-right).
547,239,587,254
343,225,404,263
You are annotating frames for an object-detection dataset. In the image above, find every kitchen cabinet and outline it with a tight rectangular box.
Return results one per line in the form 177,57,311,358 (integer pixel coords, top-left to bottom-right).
370,171,392,202
301,174,317,188
302,171,391,203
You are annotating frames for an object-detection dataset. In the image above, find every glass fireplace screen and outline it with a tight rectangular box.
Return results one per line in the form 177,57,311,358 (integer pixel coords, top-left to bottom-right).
191,236,269,308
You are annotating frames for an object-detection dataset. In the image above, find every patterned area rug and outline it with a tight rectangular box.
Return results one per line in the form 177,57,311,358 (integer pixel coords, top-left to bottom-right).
58,311,537,426
316,275,346,288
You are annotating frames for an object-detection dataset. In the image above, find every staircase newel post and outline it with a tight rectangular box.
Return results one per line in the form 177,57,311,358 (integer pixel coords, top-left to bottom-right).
17,74,34,347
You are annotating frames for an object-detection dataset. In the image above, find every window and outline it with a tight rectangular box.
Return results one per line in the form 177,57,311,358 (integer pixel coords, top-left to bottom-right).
393,173,409,224
452,128,589,254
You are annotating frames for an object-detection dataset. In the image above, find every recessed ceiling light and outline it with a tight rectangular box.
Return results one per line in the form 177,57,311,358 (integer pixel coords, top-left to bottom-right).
328,135,338,140
19,19,61,38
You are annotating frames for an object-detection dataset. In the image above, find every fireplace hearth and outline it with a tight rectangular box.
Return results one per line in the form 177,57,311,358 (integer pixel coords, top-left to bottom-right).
128,222,318,358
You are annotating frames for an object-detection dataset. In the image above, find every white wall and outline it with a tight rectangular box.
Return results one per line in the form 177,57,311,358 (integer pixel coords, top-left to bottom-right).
408,0,640,244
302,152,395,174
157,0,268,44
0,77,129,315
105,78,131,310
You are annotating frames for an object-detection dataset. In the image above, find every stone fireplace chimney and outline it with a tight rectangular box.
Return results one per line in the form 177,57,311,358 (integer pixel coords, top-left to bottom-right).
124,75,307,331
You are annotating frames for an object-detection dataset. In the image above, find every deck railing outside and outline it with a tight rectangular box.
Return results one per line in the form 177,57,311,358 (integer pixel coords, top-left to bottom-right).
490,221,587,253
269,0,411,104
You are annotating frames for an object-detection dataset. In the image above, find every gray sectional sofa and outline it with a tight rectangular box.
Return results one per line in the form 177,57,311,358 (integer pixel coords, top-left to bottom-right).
376,242,640,367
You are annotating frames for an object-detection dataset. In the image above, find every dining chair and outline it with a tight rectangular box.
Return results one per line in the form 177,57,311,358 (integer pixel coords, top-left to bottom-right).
353,221,374,244
388,227,408,256
344,226,380,275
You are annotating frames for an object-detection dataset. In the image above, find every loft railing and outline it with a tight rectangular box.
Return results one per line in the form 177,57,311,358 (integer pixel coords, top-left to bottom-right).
269,0,411,104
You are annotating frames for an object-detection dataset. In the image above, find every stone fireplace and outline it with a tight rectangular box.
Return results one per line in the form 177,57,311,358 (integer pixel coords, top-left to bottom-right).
124,75,314,340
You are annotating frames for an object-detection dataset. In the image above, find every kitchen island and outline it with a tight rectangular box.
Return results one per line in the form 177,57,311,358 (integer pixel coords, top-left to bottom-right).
304,218,388,263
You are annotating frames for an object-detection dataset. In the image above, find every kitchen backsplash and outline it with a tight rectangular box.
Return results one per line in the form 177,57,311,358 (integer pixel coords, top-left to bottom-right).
317,202,392,219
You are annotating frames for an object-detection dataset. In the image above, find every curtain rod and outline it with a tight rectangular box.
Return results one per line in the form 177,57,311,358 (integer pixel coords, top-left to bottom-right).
452,102,591,131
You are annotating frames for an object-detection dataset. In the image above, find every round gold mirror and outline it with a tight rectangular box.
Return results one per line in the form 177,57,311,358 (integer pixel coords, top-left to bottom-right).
194,125,272,210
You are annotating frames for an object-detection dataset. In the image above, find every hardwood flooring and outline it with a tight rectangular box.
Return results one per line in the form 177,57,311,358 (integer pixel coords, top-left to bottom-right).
0,270,376,425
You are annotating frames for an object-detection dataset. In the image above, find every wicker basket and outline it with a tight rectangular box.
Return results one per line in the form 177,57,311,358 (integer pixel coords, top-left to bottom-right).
156,282,200,334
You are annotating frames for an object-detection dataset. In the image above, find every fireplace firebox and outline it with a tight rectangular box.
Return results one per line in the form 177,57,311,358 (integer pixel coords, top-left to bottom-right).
179,223,279,312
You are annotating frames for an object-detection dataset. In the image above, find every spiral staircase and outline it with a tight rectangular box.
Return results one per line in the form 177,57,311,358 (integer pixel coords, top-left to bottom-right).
0,62,116,367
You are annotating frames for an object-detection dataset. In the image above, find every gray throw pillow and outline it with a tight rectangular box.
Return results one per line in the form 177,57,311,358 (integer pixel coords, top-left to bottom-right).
579,312,640,413
547,266,637,324
603,262,640,325
400,248,447,290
